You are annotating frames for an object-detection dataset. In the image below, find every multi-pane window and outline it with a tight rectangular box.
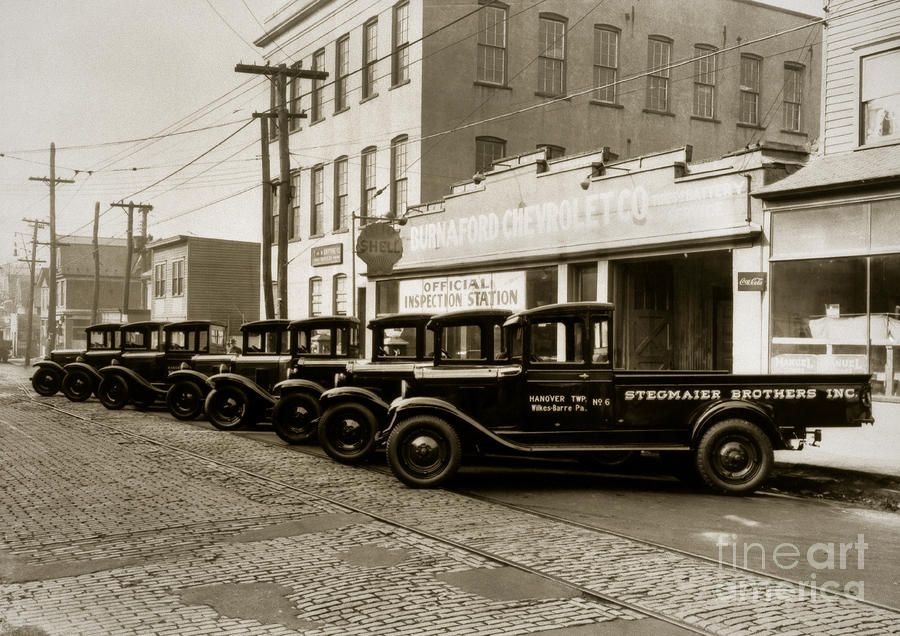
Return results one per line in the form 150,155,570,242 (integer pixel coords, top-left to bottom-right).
593,26,619,104
861,48,900,145
309,277,322,317
538,16,566,96
647,37,672,112
475,136,506,173
477,3,507,85
391,135,408,218
361,146,377,221
392,1,410,85
335,35,350,112
289,76,301,132
171,259,184,296
290,171,301,240
362,18,378,99
269,182,279,244
310,165,325,235
693,45,717,119
269,81,280,140
311,49,325,123
783,63,803,132
333,274,348,315
333,157,349,230
154,263,166,297
739,54,761,125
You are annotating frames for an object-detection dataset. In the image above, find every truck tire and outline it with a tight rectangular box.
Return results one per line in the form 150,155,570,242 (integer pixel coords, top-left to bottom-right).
31,368,62,396
319,402,378,464
205,386,250,430
97,375,130,410
166,381,204,421
272,393,320,445
695,418,773,495
62,369,94,402
387,415,461,488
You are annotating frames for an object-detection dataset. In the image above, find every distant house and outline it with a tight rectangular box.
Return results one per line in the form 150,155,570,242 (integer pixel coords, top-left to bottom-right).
148,236,260,334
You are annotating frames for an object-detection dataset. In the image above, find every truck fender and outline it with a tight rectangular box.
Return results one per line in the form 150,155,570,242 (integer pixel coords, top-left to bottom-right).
98,365,162,396
273,378,327,398
34,360,65,374
167,369,211,392
207,373,275,406
63,361,102,382
691,400,783,449
320,386,390,419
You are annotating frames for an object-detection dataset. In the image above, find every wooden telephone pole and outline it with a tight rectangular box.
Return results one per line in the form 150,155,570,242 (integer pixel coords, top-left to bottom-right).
235,62,327,318
20,218,47,365
110,201,152,319
91,202,101,325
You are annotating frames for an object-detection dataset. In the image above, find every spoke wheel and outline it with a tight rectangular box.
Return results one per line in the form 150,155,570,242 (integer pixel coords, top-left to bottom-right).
387,415,461,488
97,375,130,410
166,381,204,421
273,393,320,445
62,370,94,402
205,386,250,430
31,368,61,396
318,403,378,464
695,418,773,495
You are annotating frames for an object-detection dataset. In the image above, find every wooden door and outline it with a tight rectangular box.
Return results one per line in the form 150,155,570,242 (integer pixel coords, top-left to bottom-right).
626,262,673,370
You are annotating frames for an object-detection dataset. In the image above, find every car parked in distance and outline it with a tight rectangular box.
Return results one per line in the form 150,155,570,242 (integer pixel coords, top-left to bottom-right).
317,309,511,464
30,323,122,397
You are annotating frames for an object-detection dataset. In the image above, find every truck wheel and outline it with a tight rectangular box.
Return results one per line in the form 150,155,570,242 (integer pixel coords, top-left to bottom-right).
387,415,461,488
205,386,249,430
695,418,773,495
166,381,204,421
31,368,61,396
273,393,320,444
97,376,130,410
319,403,378,464
62,369,94,402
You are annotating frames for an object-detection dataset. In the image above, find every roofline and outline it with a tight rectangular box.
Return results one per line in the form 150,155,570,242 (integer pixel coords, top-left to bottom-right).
730,0,820,20
240,319,292,331
289,315,360,328
512,302,616,319
163,320,227,331
122,321,170,330
254,0,333,48
754,175,900,200
368,313,434,328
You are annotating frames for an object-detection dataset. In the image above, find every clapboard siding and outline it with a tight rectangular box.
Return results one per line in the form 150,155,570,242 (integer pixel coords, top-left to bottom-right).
151,243,188,321
185,238,260,332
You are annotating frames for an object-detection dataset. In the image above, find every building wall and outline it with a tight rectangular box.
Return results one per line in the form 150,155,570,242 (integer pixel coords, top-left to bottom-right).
186,238,260,331
151,242,189,321
821,0,900,153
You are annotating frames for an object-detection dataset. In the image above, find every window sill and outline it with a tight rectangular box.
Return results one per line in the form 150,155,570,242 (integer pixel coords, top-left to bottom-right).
333,106,350,116
332,227,349,235
390,78,411,91
855,138,900,151
691,115,720,123
643,108,675,117
310,117,324,127
288,237,302,244
780,129,807,136
309,233,325,240
589,100,623,109
360,93,379,105
737,122,765,130
535,91,570,100
474,80,511,90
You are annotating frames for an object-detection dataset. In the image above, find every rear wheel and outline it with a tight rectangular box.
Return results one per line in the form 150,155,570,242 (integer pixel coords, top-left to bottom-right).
319,403,378,464
166,381,204,421
272,393,320,444
61,369,94,402
205,386,250,430
97,375,130,410
695,418,773,495
387,415,461,488
31,368,62,396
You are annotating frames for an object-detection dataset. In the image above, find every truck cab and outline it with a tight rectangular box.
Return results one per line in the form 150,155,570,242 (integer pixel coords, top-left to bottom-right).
59,323,125,401
30,322,122,397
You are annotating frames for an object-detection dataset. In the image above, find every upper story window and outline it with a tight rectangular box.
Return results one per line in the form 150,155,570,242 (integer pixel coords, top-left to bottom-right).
783,63,803,132
646,36,672,112
333,274,348,315
269,181,279,245
861,47,900,145
154,263,166,297
593,25,619,104
693,44,717,119
335,34,350,112
391,135,408,218
392,1,410,85
290,171,301,240
57,280,65,307
739,54,762,126
269,81,280,140
311,49,325,123
477,2,507,85
475,136,506,173
361,146,377,221
362,18,378,100
309,277,322,317
310,165,325,236
334,156,349,231
171,259,184,296
537,15,566,96
289,76,301,133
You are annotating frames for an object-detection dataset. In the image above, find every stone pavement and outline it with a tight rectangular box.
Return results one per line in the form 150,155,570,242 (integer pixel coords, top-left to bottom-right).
0,362,899,635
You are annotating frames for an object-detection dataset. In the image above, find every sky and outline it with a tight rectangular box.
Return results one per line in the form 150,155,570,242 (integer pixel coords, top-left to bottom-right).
0,0,823,269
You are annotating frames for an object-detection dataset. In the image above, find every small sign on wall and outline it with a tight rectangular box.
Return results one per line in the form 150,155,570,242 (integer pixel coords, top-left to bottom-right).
737,272,767,292
312,244,343,267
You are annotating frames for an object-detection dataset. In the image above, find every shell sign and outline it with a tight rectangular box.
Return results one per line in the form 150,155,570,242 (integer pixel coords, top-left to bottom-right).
356,222,403,275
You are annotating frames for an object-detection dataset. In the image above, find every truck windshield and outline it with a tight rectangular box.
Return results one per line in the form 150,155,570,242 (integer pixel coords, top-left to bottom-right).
245,330,285,354
88,329,117,350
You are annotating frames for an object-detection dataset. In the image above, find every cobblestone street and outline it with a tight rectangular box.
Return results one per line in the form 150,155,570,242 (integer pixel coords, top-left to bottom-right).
1,363,898,635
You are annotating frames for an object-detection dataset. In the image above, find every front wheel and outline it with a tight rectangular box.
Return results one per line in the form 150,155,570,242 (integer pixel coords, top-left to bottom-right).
272,393,320,444
205,386,250,430
61,370,95,402
387,415,461,488
318,403,378,464
31,368,62,396
695,418,773,495
97,375,130,410
166,381,205,421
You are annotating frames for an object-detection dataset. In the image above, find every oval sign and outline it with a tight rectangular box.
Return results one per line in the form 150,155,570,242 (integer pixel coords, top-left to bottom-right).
356,222,403,275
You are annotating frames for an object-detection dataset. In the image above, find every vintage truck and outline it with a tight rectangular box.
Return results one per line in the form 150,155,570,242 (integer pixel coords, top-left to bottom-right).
316,309,511,463
383,302,874,495
59,324,127,401
203,316,359,432
31,323,123,396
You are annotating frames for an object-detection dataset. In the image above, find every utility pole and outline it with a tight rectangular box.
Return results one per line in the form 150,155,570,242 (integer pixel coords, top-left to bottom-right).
91,202,100,324
110,201,152,319
20,218,47,365
235,62,326,318
253,112,275,319
29,142,74,353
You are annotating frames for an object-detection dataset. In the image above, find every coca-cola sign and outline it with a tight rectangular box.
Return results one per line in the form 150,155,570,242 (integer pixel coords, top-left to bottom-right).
737,272,767,292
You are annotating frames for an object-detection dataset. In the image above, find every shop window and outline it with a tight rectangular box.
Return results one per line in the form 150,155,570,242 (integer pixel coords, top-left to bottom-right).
593,25,619,104
477,2,507,85
569,262,597,301
871,199,900,249
526,266,558,308
376,279,399,315
869,255,900,397
646,36,672,112
861,47,900,146
772,204,868,258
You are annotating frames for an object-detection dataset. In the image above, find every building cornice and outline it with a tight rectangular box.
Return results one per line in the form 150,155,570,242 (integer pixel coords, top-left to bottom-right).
254,0,335,48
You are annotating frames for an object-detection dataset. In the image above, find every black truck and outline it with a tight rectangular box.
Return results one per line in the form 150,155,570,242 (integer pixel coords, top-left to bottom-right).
316,309,511,463
59,324,126,401
383,302,874,494
31,323,122,396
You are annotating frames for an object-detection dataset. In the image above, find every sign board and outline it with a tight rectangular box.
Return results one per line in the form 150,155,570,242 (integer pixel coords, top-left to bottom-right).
312,243,343,267
356,223,403,275
398,271,527,312
737,272,767,292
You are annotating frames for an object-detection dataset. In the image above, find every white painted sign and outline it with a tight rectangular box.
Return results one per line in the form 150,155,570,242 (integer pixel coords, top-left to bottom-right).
399,271,526,312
